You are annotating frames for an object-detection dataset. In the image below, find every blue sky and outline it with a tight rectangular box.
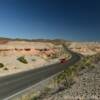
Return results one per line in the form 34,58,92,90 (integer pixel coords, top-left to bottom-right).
0,0,100,41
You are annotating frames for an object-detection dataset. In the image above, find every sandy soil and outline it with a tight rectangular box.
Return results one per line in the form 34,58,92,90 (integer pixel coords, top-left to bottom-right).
68,42,100,56
0,41,65,77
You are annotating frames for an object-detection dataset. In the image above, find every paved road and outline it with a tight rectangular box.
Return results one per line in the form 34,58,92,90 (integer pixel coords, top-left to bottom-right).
0,52,80,99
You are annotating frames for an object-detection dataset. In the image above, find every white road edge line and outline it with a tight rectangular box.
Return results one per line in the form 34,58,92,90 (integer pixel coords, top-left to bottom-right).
4,70,63,100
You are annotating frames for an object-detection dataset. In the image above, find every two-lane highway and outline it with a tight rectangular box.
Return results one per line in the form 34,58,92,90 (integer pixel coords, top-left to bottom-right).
0,52,80,99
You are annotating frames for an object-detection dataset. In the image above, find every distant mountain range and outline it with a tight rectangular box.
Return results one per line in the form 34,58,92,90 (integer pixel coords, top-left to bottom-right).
0,37,72,45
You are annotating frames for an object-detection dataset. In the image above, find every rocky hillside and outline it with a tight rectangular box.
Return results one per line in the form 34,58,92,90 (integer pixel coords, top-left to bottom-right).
0,40,70,76
68,42,100,56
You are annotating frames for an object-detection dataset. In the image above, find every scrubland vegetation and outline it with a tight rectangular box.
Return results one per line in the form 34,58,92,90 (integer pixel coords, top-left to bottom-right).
31,53,100,100
17,56,28,64
0,63,4,68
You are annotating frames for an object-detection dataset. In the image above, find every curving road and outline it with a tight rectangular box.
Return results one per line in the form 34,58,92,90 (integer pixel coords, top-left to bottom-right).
0,52,80,99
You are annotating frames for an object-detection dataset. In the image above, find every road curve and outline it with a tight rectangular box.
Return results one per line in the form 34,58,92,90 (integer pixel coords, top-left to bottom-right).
0,52,80,99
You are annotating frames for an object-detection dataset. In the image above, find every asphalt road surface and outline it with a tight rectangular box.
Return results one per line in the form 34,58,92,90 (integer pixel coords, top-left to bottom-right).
0,52,80,99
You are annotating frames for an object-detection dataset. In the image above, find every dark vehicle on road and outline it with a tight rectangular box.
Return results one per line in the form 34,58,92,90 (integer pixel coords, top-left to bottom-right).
60,58,67,63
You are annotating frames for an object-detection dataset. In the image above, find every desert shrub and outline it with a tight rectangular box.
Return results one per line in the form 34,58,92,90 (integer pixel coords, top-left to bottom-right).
55,68,75,89
31,96,39,100
4,67,8,70
92,53,100,63
32,59,36,61
17,56,28,64
0,63,4,68
49,53,58,59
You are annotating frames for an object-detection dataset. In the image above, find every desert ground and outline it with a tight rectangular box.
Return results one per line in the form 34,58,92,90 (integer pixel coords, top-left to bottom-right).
0,40,69,76
68,42,100,55
28,41,100,100
0,39,100,77
42,62,100,100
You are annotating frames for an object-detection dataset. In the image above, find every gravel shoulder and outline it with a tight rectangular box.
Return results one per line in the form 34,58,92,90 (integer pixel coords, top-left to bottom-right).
46,62,100,100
